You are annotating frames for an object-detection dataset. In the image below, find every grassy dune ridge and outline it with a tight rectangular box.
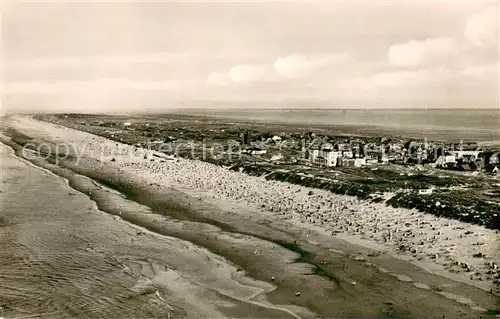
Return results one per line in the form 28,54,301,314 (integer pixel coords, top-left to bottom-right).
231,163,500,230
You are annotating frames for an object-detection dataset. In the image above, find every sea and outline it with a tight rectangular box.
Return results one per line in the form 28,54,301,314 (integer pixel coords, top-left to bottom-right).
0,143,179,318
164,108,500,142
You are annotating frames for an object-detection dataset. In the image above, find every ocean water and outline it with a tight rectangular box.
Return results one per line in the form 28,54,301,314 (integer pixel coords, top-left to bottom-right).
167,109,499,142
0,144,186,318
0,143,297,319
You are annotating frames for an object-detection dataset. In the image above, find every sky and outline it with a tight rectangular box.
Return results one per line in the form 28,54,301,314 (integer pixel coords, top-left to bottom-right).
1,1,499,114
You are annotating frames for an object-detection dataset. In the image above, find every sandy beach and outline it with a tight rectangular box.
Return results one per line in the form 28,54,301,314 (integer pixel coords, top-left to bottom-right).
1,142,307,319
4,1,500,317
1,115,499,318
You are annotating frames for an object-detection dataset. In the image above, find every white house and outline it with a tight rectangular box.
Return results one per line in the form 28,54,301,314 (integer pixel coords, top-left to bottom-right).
418,188,433,195
310,149,320,162
250,148,267,155
436,155,456,166
354,158,366,167
341,158,365,167
321,150,342,167
453,151,480,160
342,150,354,158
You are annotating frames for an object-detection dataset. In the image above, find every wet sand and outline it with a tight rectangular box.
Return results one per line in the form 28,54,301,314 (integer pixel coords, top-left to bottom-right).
1,115,499,318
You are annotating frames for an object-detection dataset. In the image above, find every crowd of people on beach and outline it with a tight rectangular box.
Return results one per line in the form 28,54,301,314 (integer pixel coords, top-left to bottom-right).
15,117,499,292
66,134,498,290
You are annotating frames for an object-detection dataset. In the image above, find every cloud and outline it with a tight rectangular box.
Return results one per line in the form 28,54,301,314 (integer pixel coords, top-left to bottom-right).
4,78,180,94
335,65,497,105
460,63,499,82
206,72,230,86
5,52,197,69
371,70,440,88
126,80,180,91
5,81,64,94
465,8,498,47
320,70,448,99
273,54,338,78
205,64,273,86
228,64,272,84
207,54,348,86
387,38,458,67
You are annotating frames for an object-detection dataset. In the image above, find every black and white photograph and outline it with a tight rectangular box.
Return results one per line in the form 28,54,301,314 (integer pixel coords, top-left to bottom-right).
0,1,499,318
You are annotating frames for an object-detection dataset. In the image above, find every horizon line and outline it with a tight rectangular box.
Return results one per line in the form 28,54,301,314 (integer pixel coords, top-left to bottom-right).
3,107,499,116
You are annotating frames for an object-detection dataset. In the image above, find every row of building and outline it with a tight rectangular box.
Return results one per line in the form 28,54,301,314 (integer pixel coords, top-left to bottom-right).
306,142,500,171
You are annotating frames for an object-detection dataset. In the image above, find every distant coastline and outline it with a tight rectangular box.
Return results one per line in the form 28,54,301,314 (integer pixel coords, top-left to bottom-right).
144,108,500,143
3,108,498,142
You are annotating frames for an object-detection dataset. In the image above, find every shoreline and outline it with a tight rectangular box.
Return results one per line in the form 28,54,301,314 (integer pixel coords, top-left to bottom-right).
79,161,305,319
0,141,307,319
1,116,499,317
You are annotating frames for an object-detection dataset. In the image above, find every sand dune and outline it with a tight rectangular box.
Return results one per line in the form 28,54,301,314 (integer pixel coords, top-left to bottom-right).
2,115,499,316
8,116,500,288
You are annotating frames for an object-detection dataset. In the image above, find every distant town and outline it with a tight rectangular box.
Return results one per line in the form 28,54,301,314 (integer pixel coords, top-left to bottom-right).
241,130,500,174
65,115,500,175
